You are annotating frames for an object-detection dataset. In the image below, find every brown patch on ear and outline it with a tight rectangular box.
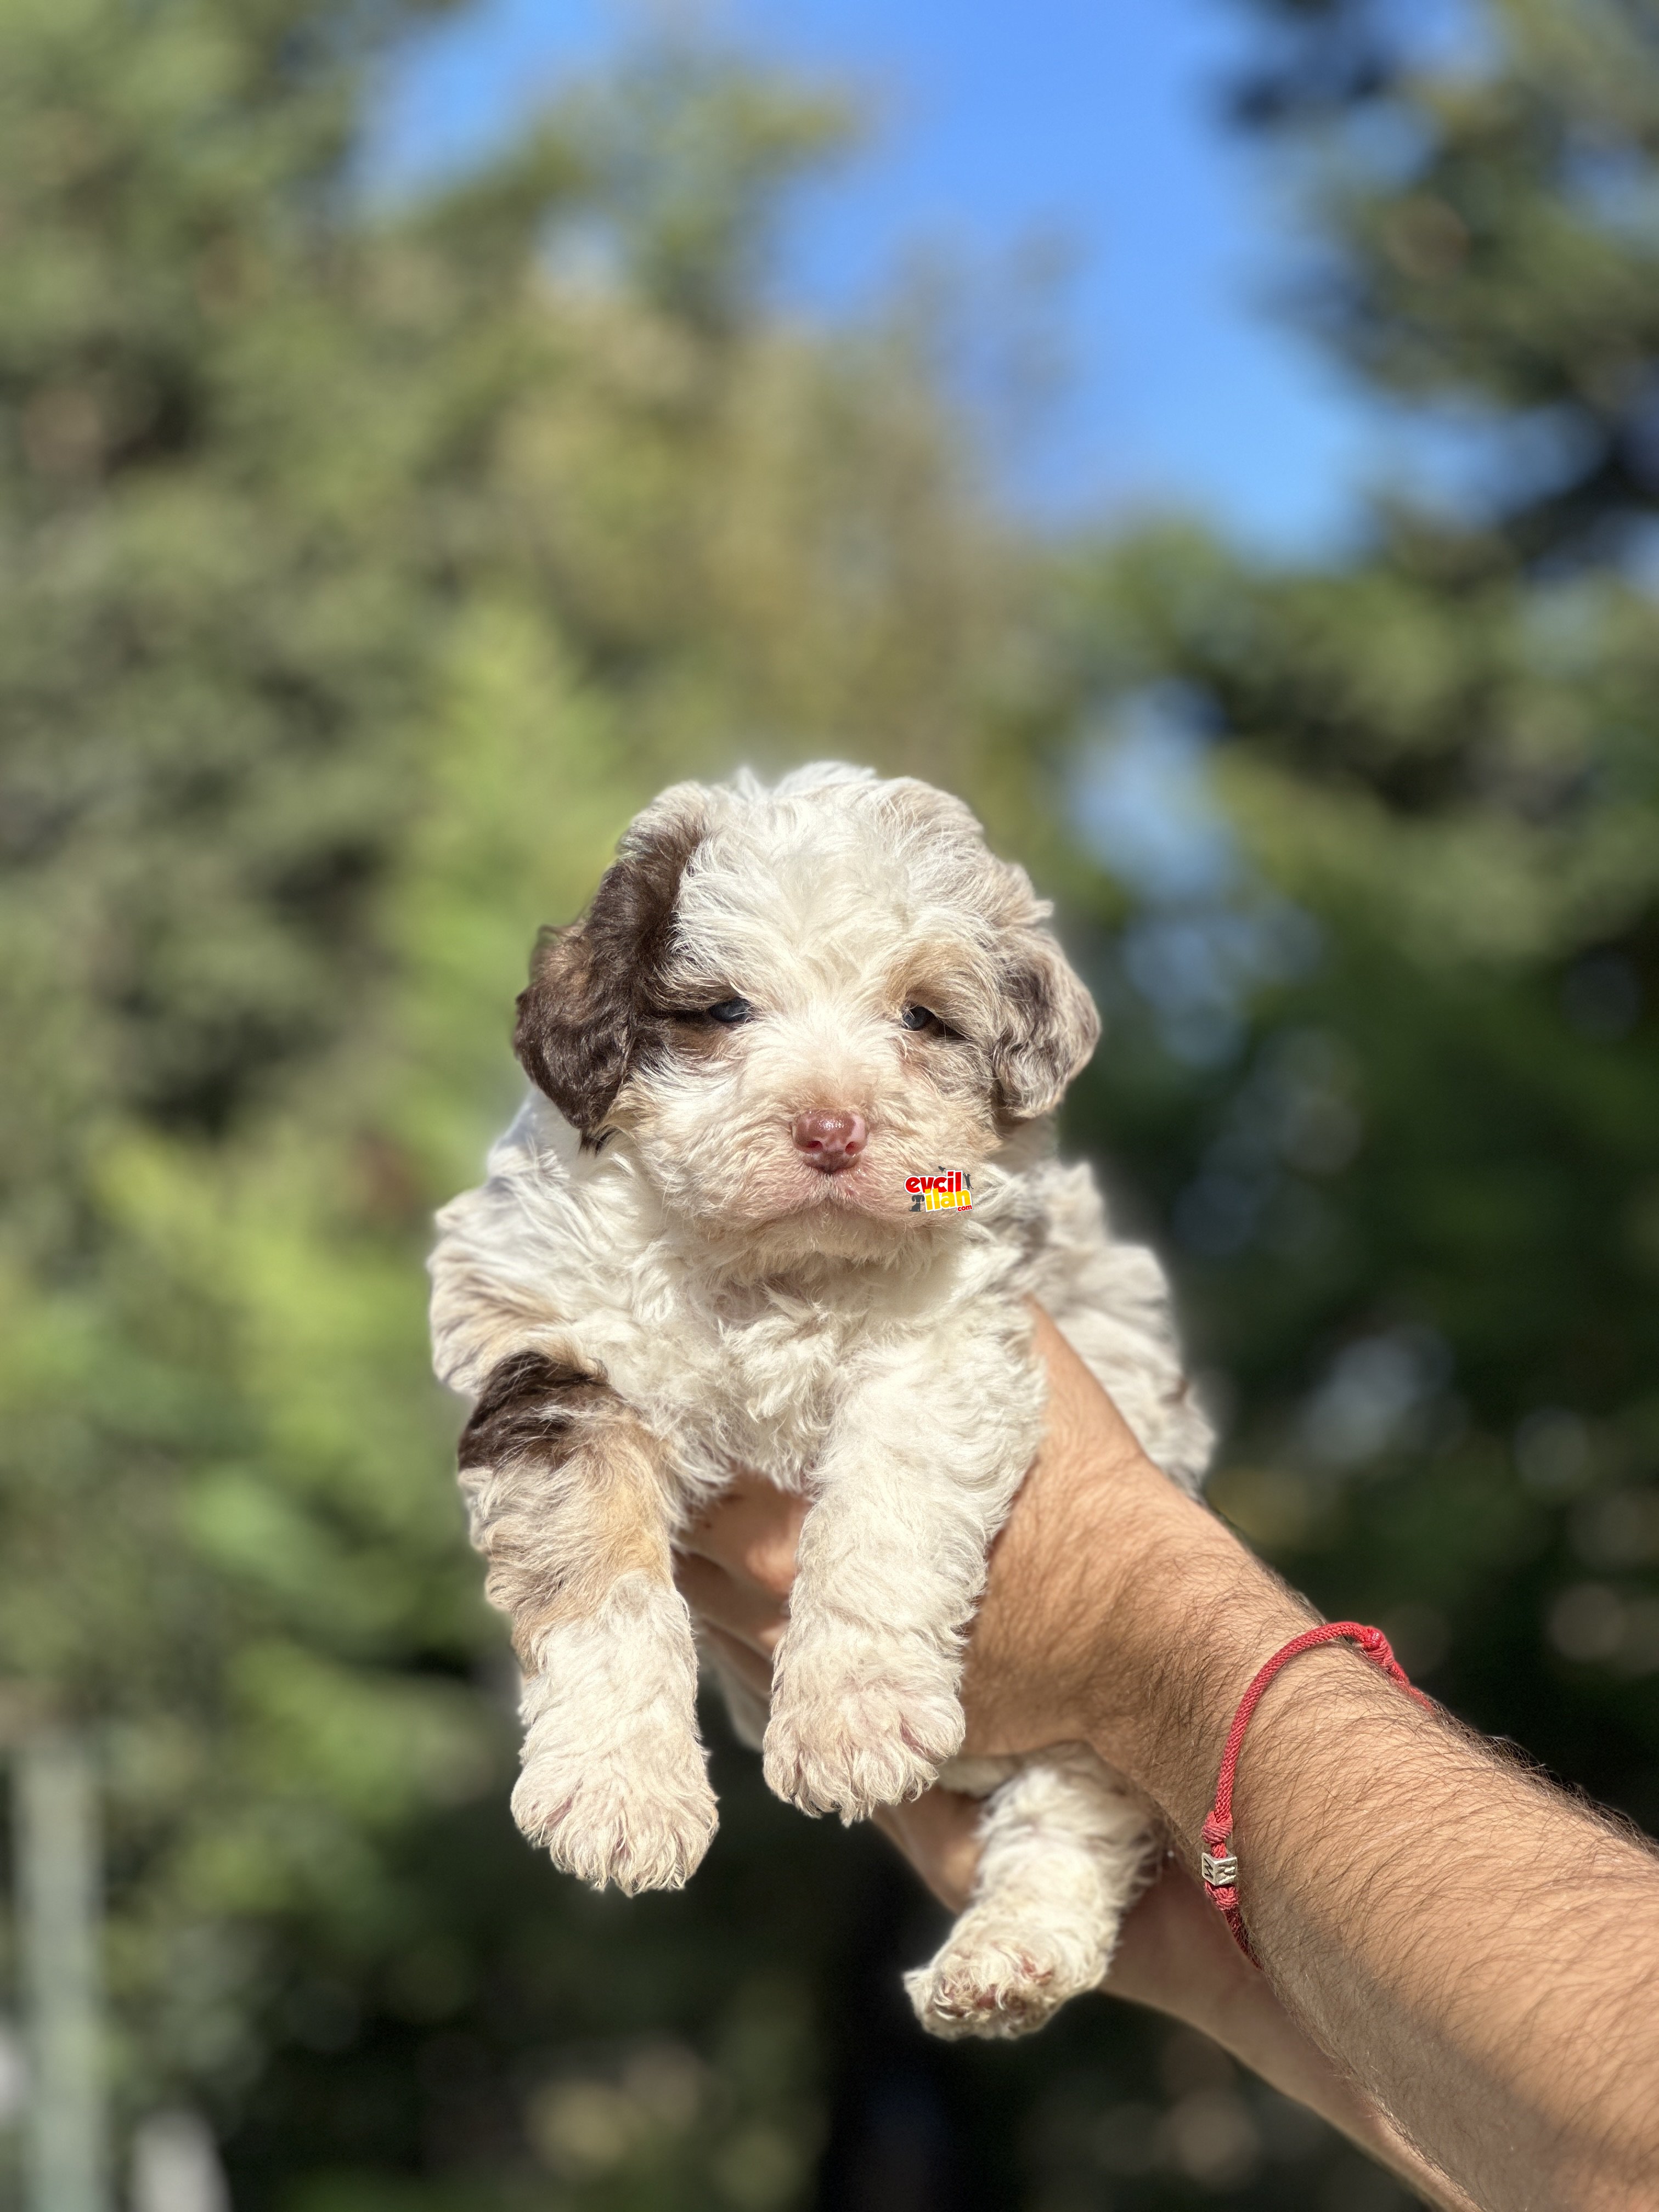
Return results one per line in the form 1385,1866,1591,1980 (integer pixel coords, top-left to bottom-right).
513,799,706,1141
993,936,1101,1122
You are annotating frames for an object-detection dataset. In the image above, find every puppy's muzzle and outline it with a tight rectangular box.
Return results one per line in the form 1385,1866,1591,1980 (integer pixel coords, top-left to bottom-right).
793,1109,867,1175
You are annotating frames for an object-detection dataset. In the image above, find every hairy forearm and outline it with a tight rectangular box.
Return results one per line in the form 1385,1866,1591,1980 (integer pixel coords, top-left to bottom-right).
681,1314,1659,2209
1233,1677,1659,2210
1096,1497,1659,2211
1098,1857,1480,2212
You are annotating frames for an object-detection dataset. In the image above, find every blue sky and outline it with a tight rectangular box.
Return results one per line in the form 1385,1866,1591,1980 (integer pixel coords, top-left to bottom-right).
373,0,1398,552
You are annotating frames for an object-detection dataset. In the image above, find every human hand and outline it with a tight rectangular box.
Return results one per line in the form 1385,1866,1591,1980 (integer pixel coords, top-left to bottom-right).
678,1307,1282,1787
674,1314,1473,2209
672,1328,1245,1957
673,1302,1247,1817
672,1306,1279,1998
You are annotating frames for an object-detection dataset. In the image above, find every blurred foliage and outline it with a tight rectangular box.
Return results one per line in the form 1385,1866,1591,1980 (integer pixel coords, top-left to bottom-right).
0,0,1655,2209
1062,0,1659,1837
0,0,1012,2203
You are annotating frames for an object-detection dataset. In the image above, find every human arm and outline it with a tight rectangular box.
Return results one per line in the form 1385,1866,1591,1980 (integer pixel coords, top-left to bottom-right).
679,1311,1659,2212
682,1482,1479,2211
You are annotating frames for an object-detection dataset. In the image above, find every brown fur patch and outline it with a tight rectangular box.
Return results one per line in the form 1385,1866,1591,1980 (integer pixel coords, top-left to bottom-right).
514,802,707,1141
459,1351,672,1667
458,1347,607,1465
992,941,1101,1123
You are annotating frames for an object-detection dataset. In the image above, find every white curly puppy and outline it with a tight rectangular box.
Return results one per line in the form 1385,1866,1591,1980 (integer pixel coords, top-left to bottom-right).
430,764,1212,2039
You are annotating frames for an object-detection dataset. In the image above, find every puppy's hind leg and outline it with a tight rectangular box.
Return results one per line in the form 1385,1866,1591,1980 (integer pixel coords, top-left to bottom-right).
460,1350,716,1895
905,1749,1155,2040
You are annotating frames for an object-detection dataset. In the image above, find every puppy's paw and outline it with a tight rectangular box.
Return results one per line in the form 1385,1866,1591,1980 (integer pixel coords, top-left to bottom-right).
904,1912,1110,2041
762,1635,963,1822
513,1697,716,1895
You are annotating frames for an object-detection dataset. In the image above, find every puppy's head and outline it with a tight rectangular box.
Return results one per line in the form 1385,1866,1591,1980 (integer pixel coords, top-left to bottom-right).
515,766,1098,1250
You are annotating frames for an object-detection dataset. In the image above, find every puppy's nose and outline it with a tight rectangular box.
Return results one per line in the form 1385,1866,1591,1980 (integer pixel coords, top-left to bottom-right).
793,1108,867,1173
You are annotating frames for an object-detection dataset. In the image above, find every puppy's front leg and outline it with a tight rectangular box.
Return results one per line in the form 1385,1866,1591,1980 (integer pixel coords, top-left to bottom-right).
763,1328,1043,1824
460,1350,715,1892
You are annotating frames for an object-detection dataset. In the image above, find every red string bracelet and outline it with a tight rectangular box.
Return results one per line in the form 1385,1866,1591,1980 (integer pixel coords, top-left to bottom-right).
1200,1621,1434,1967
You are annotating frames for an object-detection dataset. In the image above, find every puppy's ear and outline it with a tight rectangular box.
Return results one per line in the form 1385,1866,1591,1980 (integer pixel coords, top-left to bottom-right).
992,933,1101,1122
514,793,707,1140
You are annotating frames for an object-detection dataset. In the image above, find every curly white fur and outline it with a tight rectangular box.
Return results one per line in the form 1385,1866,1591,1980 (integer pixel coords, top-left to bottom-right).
430,764,1212,2038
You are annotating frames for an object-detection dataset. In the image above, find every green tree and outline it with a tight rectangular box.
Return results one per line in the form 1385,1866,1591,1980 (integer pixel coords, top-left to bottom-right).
0,5,1017,2205
1007,7,1659,2192
11,0,1656,2207
1086,0,1659,1795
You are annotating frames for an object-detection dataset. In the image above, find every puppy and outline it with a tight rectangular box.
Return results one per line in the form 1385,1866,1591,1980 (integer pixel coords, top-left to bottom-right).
429,764,1212,2038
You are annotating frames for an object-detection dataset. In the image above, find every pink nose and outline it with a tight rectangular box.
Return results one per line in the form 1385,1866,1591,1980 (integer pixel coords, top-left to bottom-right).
793,1108,867,1172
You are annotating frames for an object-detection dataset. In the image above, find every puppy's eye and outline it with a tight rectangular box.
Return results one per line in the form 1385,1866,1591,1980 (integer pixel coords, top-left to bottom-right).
900,1005,938,1032
706,998,753,1025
